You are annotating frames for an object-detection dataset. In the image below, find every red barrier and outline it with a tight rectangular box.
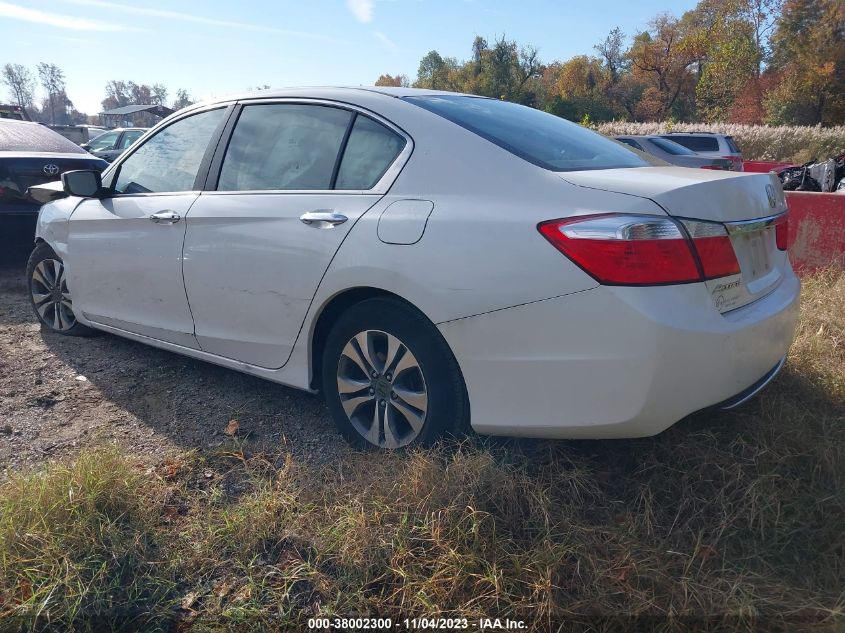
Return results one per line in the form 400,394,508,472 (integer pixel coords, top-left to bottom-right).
785,191,845,273
744,160,796,173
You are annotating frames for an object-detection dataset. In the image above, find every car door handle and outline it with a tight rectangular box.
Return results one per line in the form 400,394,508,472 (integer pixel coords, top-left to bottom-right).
299,211,348,228
149,211,181,224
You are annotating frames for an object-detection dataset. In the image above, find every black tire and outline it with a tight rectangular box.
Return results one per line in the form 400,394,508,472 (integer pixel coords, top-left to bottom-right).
322,297,469,450
27,242,97,337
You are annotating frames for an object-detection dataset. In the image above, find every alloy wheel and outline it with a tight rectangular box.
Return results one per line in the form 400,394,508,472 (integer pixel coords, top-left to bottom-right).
336,329,428,449
31,258,77,332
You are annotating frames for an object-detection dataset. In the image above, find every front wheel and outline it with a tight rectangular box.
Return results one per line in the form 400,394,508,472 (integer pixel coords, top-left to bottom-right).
27,243,96,337
322,297,469,450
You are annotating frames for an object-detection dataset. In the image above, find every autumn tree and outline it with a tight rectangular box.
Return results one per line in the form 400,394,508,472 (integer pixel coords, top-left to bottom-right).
764,0,845,125
594,27,629,82
374,74,409,87
685,0,760,122
627,15,702,120
2,63,36,110
415,51,456,90
547,55,619,121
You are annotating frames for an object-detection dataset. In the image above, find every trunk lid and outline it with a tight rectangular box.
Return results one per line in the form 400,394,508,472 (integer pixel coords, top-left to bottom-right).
0,153,107,213
560,167,789,313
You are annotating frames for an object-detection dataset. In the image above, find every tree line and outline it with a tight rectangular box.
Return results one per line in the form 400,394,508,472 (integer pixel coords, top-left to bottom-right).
377,0,844,126
1,62,195,126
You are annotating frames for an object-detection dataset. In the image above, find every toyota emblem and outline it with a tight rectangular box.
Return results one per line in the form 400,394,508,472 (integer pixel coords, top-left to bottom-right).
43,164,60,176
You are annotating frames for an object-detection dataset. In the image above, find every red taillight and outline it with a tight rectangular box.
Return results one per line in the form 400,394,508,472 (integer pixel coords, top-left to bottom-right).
679,219,741,279
538,215,701,285
775,213,789,251
538,214,742,286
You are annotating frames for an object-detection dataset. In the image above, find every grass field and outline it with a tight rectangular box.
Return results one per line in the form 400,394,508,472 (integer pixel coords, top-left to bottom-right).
1,270,843,632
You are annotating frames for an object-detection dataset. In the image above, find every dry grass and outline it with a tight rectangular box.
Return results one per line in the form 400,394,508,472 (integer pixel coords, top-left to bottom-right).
595,121,845,163
1,270,843,632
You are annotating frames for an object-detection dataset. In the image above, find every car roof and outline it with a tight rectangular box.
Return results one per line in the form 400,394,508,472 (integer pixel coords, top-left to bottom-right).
185,86,481,111
662,132,725,136
97,127,148,133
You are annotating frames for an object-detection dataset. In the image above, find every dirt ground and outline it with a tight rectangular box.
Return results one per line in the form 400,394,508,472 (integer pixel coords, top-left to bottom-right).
0,223,353,476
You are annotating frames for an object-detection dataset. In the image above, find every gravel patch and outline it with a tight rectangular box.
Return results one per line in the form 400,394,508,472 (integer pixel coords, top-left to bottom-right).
0,229,352,477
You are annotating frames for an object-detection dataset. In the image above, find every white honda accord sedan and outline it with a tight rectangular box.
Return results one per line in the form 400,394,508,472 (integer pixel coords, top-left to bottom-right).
28,87,799,449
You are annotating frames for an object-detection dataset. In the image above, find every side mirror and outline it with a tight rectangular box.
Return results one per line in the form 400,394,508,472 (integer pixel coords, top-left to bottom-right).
62,170,102,198
80,143,90,151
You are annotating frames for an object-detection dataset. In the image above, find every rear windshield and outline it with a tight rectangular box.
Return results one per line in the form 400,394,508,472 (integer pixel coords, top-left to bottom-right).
662,135,719,152
650,137,696,155
0,121,86,154
404,95,651,172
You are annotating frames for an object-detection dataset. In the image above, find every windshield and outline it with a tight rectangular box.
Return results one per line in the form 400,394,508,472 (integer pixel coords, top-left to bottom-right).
403,95,652,172
0,121,86,154
649,137,696,156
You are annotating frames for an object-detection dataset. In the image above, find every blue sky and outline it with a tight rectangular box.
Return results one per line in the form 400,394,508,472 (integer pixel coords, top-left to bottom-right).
1,0,699,115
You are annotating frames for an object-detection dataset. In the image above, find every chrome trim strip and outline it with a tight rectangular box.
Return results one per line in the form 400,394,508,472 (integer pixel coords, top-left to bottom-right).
720,356,786,410
724,212,787,235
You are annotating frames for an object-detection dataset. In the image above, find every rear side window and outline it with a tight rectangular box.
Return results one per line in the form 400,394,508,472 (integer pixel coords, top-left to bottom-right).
114,108,225,194
664,135,719,152
650,137,696,155
725,136,740,153
404,95,650,172
218,104,352,191
335,115,405,189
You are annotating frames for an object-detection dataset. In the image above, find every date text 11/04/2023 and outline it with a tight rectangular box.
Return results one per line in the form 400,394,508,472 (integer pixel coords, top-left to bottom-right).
306,617,527,630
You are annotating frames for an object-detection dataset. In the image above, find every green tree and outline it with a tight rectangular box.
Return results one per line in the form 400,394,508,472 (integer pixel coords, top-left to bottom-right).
2,63,36,110
36,62,66,124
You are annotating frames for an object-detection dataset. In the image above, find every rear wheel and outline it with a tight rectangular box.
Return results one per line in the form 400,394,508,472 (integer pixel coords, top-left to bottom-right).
322,297,469,450
27,243,96,337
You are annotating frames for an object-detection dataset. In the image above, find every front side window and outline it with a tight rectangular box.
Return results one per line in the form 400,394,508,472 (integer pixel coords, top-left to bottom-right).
404,95,650,172
335,115,405,189
114,108,225,194
218,104,352,191
87,131,119,151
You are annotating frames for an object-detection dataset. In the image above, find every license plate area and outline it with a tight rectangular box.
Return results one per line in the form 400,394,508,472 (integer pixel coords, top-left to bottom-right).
736,227,774,283
706,225,781,314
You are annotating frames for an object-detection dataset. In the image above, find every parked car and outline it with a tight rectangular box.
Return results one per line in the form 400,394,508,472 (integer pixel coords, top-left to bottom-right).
1,119,107,227
49,124,107,146
0,104,32,121
28,88,798,450
615,135,734,170
659,132,744,171
82,127,148,162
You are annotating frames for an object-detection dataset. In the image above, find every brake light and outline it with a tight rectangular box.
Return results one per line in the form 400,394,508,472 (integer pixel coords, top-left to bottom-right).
538,214,741,286
538,215,701,285
700,165,722,170
775,213,789,251
679,219,741,279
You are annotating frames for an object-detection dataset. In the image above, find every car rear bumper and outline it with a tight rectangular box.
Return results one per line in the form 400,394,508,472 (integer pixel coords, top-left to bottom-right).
438,267,800,438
